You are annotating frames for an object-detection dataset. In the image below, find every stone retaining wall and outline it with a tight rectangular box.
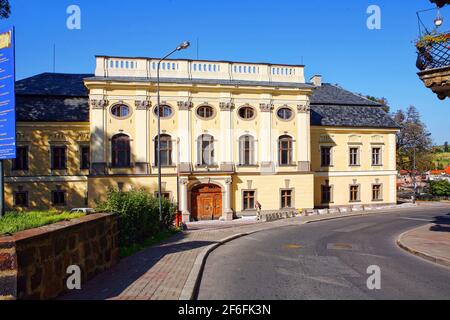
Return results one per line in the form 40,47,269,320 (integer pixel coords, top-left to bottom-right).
0,213,119,300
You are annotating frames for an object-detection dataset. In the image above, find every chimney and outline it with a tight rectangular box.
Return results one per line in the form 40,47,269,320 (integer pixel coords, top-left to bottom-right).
310,75,322,87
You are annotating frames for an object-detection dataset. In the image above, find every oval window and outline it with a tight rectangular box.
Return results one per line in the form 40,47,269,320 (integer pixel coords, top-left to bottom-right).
197,105,215,119
238,106,255,120
154,105,173,118
277,107,294,121
111,104,130,118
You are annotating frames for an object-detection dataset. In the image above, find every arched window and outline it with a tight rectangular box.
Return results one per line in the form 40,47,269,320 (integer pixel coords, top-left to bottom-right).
111,104,130,118
197,105,215,119
111,134,131,168
197,134,214,166
239,135,255,166
154,105,173,118
155,134,173,166
278,135,293,165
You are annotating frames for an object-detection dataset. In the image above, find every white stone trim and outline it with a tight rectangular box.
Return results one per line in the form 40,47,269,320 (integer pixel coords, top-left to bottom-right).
315,170,398,177
6,176,88,183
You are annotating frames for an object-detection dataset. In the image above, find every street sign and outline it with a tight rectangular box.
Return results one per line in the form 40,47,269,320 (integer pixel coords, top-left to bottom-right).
0,27,16,160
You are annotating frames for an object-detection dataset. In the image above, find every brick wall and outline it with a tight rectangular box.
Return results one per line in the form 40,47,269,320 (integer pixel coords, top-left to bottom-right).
0,213,119,300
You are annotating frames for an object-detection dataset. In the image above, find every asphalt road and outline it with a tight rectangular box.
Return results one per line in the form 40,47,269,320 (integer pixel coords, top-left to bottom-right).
197,206,450,300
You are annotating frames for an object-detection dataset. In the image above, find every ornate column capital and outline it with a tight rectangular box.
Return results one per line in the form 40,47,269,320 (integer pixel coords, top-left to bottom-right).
225,178,233,185
135,100,152,110
219,102,235,111
177,101,193,111
259,103,274,112
180,178,189,185
90,99,109,109
297,103,311,114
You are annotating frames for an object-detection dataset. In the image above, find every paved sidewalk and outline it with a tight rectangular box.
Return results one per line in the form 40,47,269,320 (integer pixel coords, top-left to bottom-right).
398,215,450,268
61,204,446,300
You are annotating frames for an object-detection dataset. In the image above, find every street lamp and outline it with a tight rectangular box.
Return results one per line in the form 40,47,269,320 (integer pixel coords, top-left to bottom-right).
157,41,190,223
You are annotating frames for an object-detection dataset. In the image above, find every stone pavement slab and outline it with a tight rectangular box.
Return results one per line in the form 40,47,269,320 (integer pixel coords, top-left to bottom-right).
398,217,450,268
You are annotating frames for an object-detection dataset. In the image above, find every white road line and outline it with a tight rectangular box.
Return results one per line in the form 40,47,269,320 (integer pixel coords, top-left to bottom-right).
399,217,434,222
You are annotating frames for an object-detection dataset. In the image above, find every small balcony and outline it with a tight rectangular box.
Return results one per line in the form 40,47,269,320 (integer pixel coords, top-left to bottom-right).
416,2,450,100
416,31,450,100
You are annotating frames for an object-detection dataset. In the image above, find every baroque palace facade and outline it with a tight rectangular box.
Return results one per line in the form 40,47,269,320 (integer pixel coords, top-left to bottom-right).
5,57,399,221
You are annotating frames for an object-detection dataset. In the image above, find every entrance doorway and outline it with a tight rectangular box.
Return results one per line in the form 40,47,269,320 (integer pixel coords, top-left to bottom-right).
191,184,223,221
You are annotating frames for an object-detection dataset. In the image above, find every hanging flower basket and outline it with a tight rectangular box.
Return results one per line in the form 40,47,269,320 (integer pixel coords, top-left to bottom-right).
416,31,450,49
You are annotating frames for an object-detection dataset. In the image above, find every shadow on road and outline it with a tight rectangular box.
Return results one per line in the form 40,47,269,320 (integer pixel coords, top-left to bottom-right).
430,213,450,233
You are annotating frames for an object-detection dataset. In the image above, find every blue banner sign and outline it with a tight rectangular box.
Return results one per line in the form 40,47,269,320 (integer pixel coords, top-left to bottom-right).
0,27,16,160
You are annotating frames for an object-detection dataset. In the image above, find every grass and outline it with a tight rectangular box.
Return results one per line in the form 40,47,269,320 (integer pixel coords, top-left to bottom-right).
120,228,181,258
0,211,86,236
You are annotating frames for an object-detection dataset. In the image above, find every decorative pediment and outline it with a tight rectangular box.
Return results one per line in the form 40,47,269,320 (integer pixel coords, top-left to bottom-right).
348,135,362,144
49,132,67,142
371,135,384,143
319,134,335,143
77,132,90,142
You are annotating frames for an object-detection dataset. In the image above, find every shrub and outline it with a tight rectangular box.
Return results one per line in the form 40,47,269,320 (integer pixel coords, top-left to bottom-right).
96,189,177,246
429,180,450,197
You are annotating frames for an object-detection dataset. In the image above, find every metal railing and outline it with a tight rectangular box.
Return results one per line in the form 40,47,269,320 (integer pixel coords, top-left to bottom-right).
416,31,450,70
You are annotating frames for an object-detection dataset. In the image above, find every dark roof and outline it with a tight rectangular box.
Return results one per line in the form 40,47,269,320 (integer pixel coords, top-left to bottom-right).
16,73,92,97
310,83,381,106
16,95,89,122
16,73,90,122
15,73,398,128
310,105,399,129
85,76,313,89
309,83,398,129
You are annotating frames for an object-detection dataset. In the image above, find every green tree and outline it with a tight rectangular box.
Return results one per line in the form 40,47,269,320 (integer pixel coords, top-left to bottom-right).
366,96,390,113
0,0,10,19
393,106,433,173
445,141,449,152
429,180,450,197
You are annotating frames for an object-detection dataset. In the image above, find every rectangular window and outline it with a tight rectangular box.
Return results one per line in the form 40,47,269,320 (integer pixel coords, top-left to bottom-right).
51,146,67,170
81,146,90,170
349,147,359,166
12,146,28,171
321,185,332,204
243,191,255,211
154,192,171,200
350,185,360,202
372,147,382,166
280,189,293,208
321,147,332,167
372,184,382,201
52,190,66,206
14,191,28,207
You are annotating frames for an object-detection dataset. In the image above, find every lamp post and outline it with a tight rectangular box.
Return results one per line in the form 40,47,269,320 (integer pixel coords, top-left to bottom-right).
157,41,190,223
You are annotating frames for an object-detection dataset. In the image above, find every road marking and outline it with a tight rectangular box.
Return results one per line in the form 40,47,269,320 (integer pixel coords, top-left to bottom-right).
327,243,359,251
334,223,374,233
399,217,434,222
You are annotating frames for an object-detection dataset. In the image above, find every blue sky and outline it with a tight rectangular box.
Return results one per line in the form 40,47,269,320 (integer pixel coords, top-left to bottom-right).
1,0,449,144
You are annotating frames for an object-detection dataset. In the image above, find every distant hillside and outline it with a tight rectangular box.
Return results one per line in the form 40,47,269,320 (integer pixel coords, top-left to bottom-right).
432,145,450,169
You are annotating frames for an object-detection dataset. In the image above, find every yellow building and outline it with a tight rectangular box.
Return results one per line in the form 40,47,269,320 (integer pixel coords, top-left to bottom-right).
5,57,399,221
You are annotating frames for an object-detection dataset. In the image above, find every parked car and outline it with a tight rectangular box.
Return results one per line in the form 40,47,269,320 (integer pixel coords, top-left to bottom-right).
70,208,95,214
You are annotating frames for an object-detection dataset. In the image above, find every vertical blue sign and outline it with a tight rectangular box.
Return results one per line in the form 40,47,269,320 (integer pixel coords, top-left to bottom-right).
0,27,16,160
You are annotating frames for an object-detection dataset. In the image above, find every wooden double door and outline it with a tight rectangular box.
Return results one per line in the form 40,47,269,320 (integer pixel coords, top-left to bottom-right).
191,184,223,221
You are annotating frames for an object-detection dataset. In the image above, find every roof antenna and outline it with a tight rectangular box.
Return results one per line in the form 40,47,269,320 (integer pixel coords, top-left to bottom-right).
53,44,56,73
